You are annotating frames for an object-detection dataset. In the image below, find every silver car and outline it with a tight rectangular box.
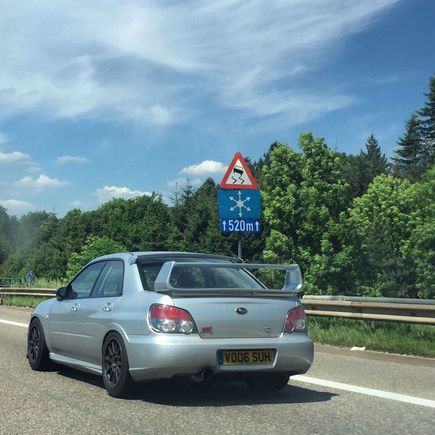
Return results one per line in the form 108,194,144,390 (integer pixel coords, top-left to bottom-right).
27,252,313,398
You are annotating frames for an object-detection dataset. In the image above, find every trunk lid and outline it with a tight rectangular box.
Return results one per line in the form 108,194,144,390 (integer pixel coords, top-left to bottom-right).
171,295,299,339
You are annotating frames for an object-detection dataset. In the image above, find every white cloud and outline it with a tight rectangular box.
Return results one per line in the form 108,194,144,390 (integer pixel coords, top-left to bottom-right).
0,199,37,214
180,160,227,177
94,185,151,203
0,150,32,164
0,1,399,126
17,174,71,189
56,155,89,165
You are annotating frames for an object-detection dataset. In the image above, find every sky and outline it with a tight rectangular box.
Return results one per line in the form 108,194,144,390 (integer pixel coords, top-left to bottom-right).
0,0,434,217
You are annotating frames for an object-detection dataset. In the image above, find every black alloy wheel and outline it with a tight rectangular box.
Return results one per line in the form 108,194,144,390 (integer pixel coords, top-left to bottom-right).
102,332,133,398
28,323,40,361
104,337,122,385
27,318,51,370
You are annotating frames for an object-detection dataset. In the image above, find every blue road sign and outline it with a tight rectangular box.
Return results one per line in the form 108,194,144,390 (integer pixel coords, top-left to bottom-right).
218,189,261,219
27,271,34,283
220,219,262,233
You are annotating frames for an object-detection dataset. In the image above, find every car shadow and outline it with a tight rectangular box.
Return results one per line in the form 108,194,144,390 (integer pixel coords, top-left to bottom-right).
56,367,336,406
131,381,336,406
56,366,103,388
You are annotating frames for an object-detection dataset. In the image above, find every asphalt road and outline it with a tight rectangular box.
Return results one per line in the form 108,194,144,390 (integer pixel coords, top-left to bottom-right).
1,305,434,435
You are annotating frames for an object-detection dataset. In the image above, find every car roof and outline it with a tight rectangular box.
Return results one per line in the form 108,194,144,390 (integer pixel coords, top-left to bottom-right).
90,251,240,264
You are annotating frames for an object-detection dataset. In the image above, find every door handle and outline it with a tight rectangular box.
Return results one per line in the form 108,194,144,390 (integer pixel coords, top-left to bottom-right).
71,304,79,312
103,303,112,312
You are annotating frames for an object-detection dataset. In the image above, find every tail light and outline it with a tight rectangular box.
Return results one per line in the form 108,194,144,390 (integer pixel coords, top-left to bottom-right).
149,304,197,334
284,306,306,333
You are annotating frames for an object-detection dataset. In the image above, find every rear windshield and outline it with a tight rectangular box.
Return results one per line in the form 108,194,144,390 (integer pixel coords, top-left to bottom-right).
137,260,265,291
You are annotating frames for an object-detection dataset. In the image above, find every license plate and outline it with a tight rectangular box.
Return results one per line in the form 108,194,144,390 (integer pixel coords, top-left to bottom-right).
222,349,273,365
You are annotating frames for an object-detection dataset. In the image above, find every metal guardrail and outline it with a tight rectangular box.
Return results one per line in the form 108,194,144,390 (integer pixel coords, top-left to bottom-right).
302,295,435,326
0,289,434,325
0,288,56,297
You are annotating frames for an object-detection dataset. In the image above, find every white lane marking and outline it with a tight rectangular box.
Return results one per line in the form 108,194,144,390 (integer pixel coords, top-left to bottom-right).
293,375,435,409
0,318,28,328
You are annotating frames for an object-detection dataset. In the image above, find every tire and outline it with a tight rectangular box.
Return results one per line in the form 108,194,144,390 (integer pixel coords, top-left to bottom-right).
27,318,51,371
246,373,290,392
102,332,133,398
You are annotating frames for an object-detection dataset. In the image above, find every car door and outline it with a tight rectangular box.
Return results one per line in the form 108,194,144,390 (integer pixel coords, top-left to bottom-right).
48,261,106,359
75,260,124,365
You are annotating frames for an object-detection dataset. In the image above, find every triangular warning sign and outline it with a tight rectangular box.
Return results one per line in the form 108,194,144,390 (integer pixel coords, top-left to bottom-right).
219,151,259,190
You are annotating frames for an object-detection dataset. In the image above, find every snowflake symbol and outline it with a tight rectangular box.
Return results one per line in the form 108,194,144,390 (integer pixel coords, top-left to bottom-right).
229,190,251,217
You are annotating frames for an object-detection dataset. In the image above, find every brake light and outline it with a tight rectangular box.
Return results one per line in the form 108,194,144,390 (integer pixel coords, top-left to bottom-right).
149,304,196,334
284,306,306,333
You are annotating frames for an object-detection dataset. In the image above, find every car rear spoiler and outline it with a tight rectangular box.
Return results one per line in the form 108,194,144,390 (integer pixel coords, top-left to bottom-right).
153,261,303,296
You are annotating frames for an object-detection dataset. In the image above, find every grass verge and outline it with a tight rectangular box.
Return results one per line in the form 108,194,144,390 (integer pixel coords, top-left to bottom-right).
308,316,435,358
0,295,51,309
17,278,66,289
22,278,63,289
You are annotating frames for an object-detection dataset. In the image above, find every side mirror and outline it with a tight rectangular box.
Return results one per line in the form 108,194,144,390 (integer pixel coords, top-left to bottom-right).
56,284,74,301
56,287,67,300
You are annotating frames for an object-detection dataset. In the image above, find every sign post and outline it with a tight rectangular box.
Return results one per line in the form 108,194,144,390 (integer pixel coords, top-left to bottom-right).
238,233,242,259
218,151,261,258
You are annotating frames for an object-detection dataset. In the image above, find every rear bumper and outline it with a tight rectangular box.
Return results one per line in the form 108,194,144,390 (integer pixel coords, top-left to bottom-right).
125,332,313,381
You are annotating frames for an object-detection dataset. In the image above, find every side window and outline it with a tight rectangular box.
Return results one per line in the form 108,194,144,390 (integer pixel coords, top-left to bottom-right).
93,261,124,297
69,262,105,299
138,262,164,290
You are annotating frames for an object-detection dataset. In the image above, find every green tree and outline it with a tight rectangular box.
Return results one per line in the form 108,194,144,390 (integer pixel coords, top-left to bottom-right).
341,153,370,200
14,212,56,249
342,134,388,200
298,133,349,254
339,175,417,297
2,249,28,278
91,194,180,251
30,240,68,280
262,142,302,266
364,134,389,177
177,178,234,255
0,206,18,269
417,74,435,167
57,209,91,255
402,166,435,298
2,211,58,278
393,114,425,181
262,133,349,293
66,235,126,279
26,214,63,280
171,181,196,238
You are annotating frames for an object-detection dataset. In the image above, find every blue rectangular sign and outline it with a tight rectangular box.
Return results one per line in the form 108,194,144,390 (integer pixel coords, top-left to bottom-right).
220,219,262,233
218,189,261,219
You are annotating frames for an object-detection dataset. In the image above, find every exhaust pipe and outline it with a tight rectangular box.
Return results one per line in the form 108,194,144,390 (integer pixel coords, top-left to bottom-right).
189,369,213,383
